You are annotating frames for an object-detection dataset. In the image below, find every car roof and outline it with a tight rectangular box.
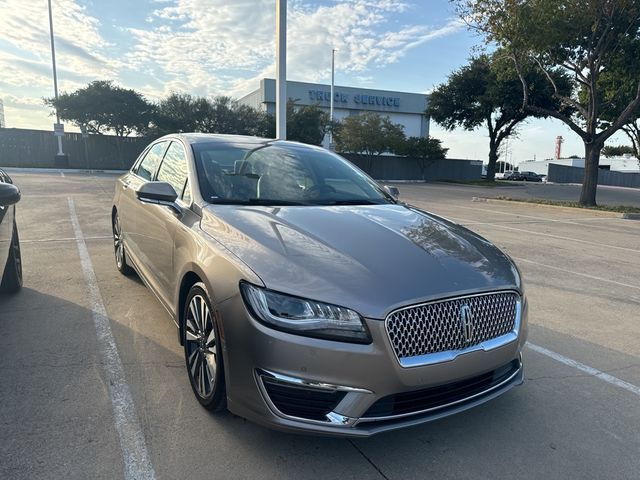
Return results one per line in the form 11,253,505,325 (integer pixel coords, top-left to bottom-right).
154,133,330,154
158,133,318,149
169,133,270,145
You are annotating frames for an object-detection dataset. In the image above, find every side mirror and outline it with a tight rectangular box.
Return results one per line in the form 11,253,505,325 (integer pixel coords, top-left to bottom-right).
136,182,179,209
0,183,21,207
383,185,400,200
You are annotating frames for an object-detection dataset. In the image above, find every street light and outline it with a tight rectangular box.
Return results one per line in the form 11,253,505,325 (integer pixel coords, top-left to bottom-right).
47,0,65,160
329,48,336,150
275,0,286,140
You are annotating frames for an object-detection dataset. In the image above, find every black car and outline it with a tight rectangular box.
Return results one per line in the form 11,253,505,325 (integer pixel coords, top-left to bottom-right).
0,169,22,293
508,171,542,182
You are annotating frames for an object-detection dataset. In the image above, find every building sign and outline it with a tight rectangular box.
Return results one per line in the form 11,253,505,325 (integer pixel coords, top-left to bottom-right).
354,94,400,107
308,90,400,108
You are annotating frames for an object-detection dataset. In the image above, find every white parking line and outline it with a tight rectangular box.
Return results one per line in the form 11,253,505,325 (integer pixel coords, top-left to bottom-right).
442,213,640,254
512,257,640,291
60,171,65,177
21,235,111,244
68,197,156,480
527,343,640,397
449,204,614,228
457,217,625,226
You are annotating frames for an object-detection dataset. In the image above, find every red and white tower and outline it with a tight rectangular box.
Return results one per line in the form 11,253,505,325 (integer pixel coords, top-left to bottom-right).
554,136,564,160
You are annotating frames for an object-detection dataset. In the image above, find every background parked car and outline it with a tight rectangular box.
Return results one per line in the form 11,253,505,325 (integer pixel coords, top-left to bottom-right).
0,169,22,293
515,171,542,182
505,171,542,182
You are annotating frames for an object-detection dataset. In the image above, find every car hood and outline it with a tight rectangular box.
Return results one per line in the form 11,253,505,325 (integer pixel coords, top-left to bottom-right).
201,204,520,319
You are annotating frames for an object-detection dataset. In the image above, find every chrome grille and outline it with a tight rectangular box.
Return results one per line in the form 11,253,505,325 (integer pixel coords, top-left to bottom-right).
386,292,519,361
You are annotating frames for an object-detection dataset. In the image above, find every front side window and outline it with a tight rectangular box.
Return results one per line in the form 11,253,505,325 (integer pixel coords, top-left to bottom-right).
135,142,167,181
191,142,393,206
156,141,189,198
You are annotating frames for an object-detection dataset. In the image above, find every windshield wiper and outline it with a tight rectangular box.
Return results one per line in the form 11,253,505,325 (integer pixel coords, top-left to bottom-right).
246,198,312,206
318,199,388,205
208,198,311,206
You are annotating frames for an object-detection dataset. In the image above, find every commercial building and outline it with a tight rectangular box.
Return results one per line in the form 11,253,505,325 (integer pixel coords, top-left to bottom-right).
238,79,430,147
519,156,640,175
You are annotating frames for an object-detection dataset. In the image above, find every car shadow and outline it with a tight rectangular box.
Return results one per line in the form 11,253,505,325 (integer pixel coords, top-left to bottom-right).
2,284,636,479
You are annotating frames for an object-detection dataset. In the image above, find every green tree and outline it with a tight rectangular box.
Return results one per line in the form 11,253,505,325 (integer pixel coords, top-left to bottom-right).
457,0,640,205
232,104,274,138
397,136,449,179
334,112,406,170
602,144,636,157
45,80,152,137
427,52,567,181
622,121,640,163
149,93,208,135
286,100,329,145
150,93,273,137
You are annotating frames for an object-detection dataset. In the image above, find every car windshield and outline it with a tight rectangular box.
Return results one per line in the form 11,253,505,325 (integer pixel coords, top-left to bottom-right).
191,142,394,206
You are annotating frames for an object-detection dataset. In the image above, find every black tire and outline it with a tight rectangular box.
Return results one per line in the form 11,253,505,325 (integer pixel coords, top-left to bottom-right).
183,283,226,411
0,221,23,293
112,211,134,276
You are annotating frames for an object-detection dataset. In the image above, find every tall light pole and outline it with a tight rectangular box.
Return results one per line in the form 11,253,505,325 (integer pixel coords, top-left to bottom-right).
48,0,64,157
329,48,335,149
275,0,287,140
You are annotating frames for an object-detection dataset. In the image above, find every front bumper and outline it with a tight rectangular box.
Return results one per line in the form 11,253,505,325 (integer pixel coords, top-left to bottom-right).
218,294,528,437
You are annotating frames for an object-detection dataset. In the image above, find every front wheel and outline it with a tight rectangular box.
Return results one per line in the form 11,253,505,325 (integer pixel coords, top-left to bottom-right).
183,283,226,411
0,221,23,293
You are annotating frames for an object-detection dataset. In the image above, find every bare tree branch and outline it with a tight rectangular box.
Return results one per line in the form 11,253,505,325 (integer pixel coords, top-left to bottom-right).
512,53,587,141
533,57,590,118
600,82,640,142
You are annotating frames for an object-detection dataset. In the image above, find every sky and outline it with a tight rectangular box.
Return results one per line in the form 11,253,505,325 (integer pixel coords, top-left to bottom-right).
0,0,629,164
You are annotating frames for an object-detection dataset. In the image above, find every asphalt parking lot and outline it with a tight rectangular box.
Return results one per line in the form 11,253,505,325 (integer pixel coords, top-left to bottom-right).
1,171,639,480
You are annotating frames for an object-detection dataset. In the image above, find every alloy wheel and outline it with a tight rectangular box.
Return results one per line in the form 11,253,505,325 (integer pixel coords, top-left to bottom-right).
113,215,124,269
185,294,218,398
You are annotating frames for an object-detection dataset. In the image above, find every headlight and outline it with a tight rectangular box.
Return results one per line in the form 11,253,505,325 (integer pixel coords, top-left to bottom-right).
240,282,371,344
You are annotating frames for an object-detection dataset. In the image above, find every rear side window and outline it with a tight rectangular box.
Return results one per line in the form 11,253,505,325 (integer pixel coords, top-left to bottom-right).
135,142,167,181
156,141,189,198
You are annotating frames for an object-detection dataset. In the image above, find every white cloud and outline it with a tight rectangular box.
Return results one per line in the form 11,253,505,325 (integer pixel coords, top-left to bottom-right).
0,0,116,129
124,0,462,97
0,1,463,129
0,0,119,84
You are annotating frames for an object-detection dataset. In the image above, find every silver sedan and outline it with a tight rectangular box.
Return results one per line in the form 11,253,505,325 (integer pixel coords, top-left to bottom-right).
112,134,528,437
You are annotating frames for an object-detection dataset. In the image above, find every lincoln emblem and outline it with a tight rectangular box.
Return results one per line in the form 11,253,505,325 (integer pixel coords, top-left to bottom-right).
460,305,474,343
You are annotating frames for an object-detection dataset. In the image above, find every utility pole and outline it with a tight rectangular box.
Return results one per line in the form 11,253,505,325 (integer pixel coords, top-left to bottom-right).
275,0,287,140
329,48,335,149
48,0,65,160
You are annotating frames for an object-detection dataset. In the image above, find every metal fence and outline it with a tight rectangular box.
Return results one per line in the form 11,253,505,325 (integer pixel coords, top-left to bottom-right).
548,163,640,189
341,153,483,181
0,128,483,181
0,128,151,170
